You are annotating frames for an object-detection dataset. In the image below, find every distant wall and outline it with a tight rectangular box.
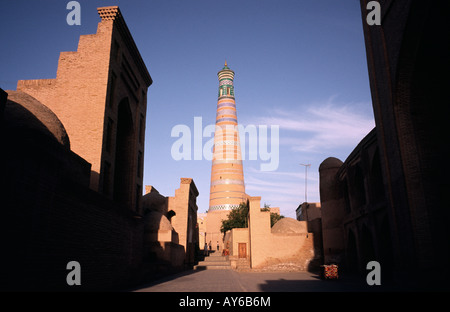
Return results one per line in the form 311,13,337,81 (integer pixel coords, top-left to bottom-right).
224,228,249,258
248,197,315,269
169,178,199,266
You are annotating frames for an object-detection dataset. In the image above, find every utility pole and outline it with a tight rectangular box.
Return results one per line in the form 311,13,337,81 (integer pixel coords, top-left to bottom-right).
300,163,311,203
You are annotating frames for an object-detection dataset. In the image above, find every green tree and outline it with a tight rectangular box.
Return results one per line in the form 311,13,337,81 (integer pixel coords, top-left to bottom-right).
220,202,248,233
220,202,285,233
261,203,285,227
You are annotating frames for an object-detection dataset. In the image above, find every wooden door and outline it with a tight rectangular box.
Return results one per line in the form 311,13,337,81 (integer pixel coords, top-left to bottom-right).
238,243,246,258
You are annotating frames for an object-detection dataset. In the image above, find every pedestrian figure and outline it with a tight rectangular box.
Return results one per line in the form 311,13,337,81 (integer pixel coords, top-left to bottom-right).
204,242,208,256
216,241,219,251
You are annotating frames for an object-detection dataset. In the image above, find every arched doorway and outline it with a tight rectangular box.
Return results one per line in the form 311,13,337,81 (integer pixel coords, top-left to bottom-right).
113,98,134,208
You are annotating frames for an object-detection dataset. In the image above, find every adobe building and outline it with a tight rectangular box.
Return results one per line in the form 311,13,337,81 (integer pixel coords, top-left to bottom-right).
223,197,315,271
17,6,151,213
318,129,390,275
0,6,152,290
141,186,183,270
197,212,207,249
141,178,199,275
316,1,450,288
296,202,323,268
168,178,200,267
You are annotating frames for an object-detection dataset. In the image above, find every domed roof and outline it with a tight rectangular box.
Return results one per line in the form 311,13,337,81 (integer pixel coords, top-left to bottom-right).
271,217,307,234
4,90,70,148
144,211,173,232
222,60,231,70
319,157,343,171
218,61,235,76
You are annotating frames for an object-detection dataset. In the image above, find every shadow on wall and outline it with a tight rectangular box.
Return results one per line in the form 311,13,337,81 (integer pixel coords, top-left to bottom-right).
139,187,186,283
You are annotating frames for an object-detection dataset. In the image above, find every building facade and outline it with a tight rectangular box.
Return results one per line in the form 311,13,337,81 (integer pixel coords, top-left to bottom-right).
17,6,151,213
316,1,450,288
319,129,392,276
0,6,151,290
223,197,315,271
141,178,199,276
296,202,323,268
358,0,450,285
168,178,200,267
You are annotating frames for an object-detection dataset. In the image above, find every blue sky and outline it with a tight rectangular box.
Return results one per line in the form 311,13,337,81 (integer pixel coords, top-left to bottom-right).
0,0,375,218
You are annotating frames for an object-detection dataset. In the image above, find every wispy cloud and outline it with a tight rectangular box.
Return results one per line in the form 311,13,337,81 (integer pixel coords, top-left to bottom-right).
238,97,374,218
245,175,300,193
244,168,320,217
243,99,375,153
246,166,318,181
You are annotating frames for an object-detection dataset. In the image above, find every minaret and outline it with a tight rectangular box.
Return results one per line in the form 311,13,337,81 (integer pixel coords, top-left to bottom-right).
205,62,246,251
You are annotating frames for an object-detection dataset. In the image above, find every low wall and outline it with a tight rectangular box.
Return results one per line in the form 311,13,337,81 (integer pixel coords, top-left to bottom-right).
253,233,315,270
248,197,315,270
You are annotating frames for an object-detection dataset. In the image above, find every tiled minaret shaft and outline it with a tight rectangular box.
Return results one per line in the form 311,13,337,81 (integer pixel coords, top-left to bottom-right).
208,62,246,212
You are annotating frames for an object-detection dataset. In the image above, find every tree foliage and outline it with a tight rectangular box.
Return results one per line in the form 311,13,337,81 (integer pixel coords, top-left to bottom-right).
261,207,285,227
220,202,285,233
220,202,248,233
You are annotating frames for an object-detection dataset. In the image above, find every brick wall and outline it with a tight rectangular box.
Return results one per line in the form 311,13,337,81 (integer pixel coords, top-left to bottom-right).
168,178,199,266
1,105,143,291
1,6,154,291
17,21,113,190
359,0,450,283
17,7,151,215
